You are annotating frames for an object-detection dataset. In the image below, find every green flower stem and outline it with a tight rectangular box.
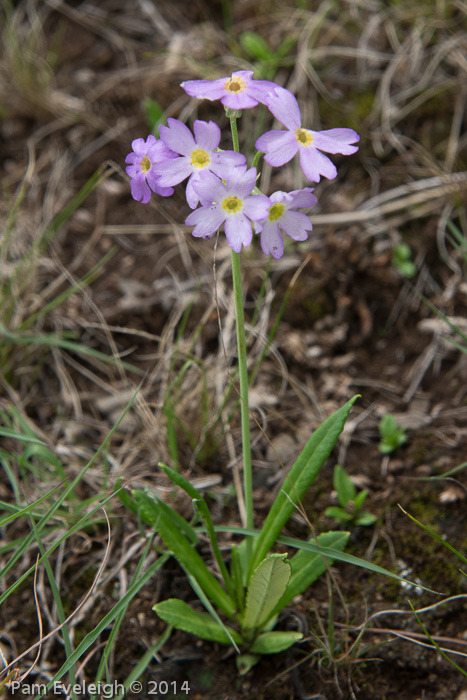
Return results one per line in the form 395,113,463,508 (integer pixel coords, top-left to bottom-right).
251,150,263,170
229,116,240,153
230,249,254,539
229,113,254,550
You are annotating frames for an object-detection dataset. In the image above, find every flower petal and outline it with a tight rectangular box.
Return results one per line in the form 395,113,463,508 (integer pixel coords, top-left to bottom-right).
125,152,141,166
286,187,318,209
193,120,220,152
210,151,246,180
159,119,195,156
185,174,200,209
191,171,226,203
130,136,154,156
248,79,281,104
181,78,228,101
153,157,192,186
145,172,174,197
231,70,254,81
125,162,140,178
265,87,301,130
310,128,360,155
225,214,253,252
147,139,178,162
186,205,225,237
256,130,298,167
279,210,312,241
226,167,257,199
130,174,151,204
221,92,258,109
298,147,337,182
242,194,271,221
259,221,284,259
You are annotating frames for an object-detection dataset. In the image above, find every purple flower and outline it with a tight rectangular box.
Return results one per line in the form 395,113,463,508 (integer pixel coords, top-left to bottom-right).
185,168,271,253
125,135,177,203
255,188,317,260
181,71,279,110
256,87,360,183
154,118,246,208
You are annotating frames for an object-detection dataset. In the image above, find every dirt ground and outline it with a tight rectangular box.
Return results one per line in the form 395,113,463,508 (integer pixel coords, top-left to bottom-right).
1,1,467,699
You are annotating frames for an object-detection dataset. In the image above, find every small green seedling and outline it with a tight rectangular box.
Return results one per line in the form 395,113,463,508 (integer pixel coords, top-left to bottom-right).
378,413,408,454
392,243,417,278
325,465,377,527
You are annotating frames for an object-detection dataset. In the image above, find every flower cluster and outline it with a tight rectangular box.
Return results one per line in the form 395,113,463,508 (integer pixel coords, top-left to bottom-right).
125,71,359,259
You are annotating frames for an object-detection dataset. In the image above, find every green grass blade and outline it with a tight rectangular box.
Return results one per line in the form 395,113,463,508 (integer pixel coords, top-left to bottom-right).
208,525,440,594
185,572,241,652
113,626,173,700
28,513,78,698
269,531,349,618
159,462,235,599
409,601,467,677
0,388,141,596
399,506,467,567
0,323,144,375
20,246,118,330
0,482,64,527
0,427,45,445
30,554,170,699
89,534,160,700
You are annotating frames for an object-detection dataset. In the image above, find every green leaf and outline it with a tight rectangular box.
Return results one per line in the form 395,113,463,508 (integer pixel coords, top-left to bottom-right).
378,414,407,454
236,653,261,675
379,413,397,437
156,508,236,618
249,396,359,576
239,31,273,60
243,555,291,631
325,507,353,522
249,630,303,654
334,464,356,507
353,489,368,511
378,440,394,455
269,531,349,618
132,490,198,545
143,97,164,133
153,599,242,645
355,512,377,526
277,34,298,58
158,463,235,599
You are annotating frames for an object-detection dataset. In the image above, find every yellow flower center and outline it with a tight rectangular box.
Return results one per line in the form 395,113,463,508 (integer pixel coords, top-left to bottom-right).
268,203,285,221
225,76,246,94
295,128,314,147
141,155,151,173
222,195,243,214
191,148,211,169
